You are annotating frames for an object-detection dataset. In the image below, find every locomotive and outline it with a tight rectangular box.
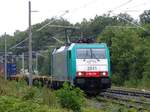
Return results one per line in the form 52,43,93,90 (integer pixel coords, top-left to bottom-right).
51,42,111,94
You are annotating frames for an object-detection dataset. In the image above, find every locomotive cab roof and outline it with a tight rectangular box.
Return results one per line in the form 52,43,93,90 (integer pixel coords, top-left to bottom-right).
68,43,108,50
52,43,108,54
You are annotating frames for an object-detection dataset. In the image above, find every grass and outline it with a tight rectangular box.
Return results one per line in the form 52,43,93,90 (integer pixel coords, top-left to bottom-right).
0,95,69,112
1,77,149,112
0,78,68,111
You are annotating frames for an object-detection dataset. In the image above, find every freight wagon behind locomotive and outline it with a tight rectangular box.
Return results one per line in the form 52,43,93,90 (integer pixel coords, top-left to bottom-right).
0,63,17,77
51,43,111,94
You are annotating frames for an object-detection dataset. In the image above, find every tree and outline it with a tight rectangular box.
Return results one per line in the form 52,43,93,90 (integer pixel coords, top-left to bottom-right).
117,13,134,25
97,27,146,86
140,10,150,24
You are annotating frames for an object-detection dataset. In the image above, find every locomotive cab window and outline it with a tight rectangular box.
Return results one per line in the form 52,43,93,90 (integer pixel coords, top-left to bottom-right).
76,48,106,59
92,49,106,59
76,49,91,59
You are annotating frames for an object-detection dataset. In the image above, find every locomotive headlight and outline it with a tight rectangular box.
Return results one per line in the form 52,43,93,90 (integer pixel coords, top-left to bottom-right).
102,72,106,76
78,72,82,76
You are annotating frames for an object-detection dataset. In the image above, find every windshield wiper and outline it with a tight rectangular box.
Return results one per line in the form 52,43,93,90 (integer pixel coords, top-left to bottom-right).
83,49,90,61
92,52,99,61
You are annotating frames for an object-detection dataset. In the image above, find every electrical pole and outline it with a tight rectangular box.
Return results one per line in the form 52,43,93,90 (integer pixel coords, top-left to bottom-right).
28,1,32,86
35,52,38,75
4,32,7,80
22,53,25,74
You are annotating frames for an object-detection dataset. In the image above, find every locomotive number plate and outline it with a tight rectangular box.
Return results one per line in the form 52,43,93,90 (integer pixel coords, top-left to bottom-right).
87,66,97,71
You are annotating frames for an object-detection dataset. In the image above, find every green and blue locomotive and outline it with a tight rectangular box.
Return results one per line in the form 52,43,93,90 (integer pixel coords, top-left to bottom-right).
51,43,111,93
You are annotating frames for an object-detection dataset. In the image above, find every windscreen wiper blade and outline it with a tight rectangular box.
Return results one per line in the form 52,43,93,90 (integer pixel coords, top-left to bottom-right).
92,52,99,61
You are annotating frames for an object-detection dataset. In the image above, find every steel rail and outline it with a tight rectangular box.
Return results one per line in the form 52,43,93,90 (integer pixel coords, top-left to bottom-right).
106,89,150,98
97,96,150,111
99,88,150,110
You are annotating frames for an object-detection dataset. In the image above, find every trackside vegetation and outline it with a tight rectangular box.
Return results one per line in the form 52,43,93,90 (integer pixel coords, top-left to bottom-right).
56,82,85,112
0,78,86,112
0,78,63,112
0,78,149,112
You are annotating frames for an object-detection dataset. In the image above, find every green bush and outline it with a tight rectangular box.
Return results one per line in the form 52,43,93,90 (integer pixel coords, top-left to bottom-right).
56,82,85,112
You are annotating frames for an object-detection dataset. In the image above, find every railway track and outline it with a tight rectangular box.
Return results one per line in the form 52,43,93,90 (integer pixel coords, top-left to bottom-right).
105,88,150,98
98,88,150,110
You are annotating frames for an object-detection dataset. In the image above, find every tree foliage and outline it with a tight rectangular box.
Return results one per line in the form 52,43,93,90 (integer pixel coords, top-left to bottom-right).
97,24,150,88
140,10,150,24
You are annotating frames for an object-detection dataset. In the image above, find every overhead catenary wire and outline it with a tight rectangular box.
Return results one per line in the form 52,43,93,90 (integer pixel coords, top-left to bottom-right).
63,0,100,22
8,25,70,51
116,1,150,15
106,26,138,29
36,0,98,32
36,10,69,32
50,36,64,44
117,9,143,12
126,1,149,10
111,0,133,11
48,25,80,29
103,0,149,18
69,0,99,13
110,11,147,31
109,0,150,16
36,0,99,29
9,38,28,50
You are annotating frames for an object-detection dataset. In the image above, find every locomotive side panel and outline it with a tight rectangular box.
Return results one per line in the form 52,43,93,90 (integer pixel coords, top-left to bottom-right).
52,48,68,81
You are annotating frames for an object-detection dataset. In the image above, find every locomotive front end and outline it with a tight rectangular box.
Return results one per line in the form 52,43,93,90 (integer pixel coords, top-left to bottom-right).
74,44,111,93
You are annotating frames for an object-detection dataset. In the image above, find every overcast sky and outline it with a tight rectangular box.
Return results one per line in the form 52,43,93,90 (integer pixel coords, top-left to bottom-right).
0,0,150,36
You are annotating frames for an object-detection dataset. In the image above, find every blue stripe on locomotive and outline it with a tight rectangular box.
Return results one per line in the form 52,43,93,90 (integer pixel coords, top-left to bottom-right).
67,43,111,80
